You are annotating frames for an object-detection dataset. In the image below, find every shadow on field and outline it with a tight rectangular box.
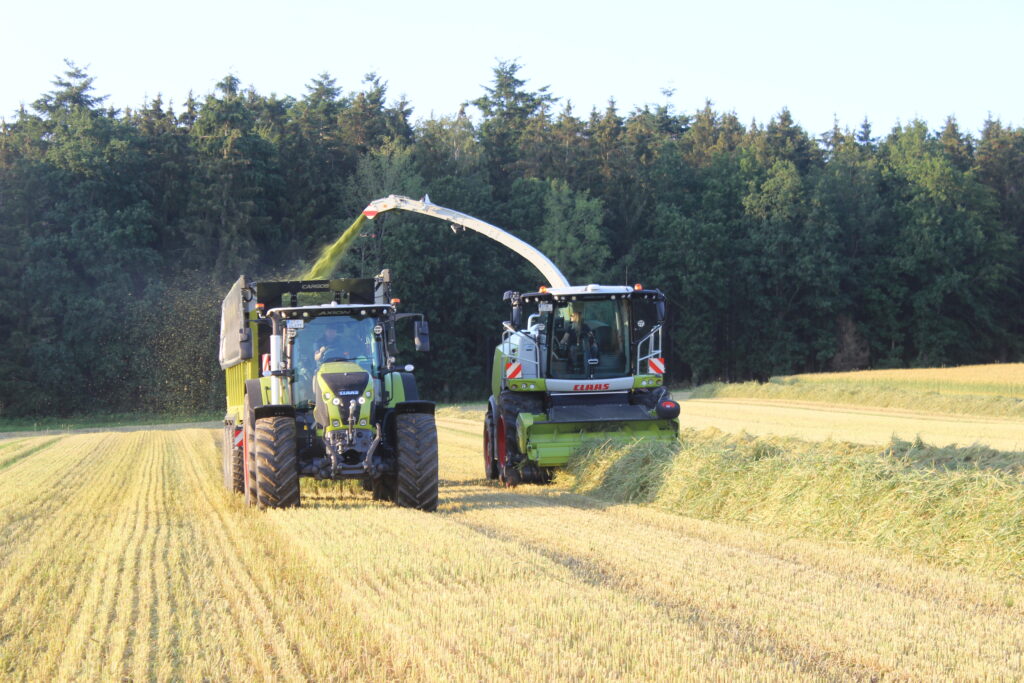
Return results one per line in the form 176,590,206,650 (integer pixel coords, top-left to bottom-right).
294,477,608,513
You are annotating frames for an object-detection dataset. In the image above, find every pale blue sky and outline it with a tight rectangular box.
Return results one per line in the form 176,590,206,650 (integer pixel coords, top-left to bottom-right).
2,0,1020,136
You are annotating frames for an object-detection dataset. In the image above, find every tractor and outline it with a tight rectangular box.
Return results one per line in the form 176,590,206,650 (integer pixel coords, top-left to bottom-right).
358,196,681,486
218,270,438,510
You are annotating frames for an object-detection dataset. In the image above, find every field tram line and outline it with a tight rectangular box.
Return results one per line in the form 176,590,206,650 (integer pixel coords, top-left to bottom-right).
0,434,143,620
132,432,170,680
105,430,162,679
177,431,314,680
0,437,61,472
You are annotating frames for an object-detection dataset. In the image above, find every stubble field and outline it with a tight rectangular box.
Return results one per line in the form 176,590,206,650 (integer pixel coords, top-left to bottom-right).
1,400,1023,681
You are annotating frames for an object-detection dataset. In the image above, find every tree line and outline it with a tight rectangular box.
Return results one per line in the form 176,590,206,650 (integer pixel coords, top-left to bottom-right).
0,60,1021,417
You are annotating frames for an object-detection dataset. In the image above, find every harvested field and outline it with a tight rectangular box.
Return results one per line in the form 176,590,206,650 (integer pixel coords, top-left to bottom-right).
1,418,1023,680
692,362,1024,418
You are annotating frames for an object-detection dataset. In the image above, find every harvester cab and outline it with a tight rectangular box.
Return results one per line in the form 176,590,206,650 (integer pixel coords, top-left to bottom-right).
218,269,439,510
485,284,681,485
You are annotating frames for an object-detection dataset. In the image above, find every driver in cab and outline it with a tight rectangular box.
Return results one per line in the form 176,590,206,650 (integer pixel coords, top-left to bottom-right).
314,322,368,364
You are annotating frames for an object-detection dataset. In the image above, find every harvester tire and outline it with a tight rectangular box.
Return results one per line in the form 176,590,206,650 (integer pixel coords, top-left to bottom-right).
483,408,499,480
222,425,244,494
498,391,543,487
254,416,300,509
395,413,439,511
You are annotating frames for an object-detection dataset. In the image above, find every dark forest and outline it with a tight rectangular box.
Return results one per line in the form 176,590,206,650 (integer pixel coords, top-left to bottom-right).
1,61,1020,416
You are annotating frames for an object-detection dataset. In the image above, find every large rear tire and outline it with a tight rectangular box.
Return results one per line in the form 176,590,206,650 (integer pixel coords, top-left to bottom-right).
498,391,548,487
254,416,300,509
395,413,439,511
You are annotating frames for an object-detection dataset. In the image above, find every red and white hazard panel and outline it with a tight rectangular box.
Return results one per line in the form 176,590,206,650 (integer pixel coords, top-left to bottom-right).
233,426,244,449
262,354,272,374
648,357,665,375
505,361,523,379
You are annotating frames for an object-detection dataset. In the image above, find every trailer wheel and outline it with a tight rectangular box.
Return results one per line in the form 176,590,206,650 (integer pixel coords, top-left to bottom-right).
243,395,258,506
395,413,439,511
483,408,499,480
222,425,233,491
222,424,244,494
254,416,300,509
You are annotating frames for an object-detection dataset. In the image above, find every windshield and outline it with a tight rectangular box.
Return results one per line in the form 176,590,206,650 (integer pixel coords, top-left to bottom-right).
290,315,380,405
548,299,629,379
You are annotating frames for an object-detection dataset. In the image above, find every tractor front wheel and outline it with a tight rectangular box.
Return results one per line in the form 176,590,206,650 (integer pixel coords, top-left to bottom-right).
395,413,439,511
254,416,300,509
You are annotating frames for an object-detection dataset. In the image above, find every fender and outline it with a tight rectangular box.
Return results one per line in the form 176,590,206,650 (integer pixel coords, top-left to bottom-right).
245,378,294,420
393,400,435,416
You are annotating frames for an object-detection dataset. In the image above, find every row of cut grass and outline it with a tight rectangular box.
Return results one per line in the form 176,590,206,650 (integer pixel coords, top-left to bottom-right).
564,429,1024,577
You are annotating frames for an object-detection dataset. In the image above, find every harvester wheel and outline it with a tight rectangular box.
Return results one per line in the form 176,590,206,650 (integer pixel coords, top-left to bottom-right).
221,424,244,494
395,413,439,511
254,416,300,509
498,391,543,487
483,408,499,480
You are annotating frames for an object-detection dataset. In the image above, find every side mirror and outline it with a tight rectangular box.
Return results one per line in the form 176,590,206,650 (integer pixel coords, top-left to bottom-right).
414,320,430,352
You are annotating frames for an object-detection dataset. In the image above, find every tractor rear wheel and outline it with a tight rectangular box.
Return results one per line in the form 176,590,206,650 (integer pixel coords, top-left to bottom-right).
254,416,300,509
395,413,439,511
483,408,499,480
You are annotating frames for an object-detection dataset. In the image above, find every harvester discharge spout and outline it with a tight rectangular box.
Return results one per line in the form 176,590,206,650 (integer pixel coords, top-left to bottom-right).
362,195,572,289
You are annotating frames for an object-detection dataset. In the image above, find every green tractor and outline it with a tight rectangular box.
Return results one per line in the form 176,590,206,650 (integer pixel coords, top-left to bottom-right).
218,270,438,510
483,285,680,485
359,196,681,486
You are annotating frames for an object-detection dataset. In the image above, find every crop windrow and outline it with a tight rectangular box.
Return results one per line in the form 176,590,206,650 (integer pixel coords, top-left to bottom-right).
566,429,1024,577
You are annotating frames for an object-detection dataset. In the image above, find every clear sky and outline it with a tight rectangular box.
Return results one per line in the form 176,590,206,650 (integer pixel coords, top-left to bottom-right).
2,0,1020,137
